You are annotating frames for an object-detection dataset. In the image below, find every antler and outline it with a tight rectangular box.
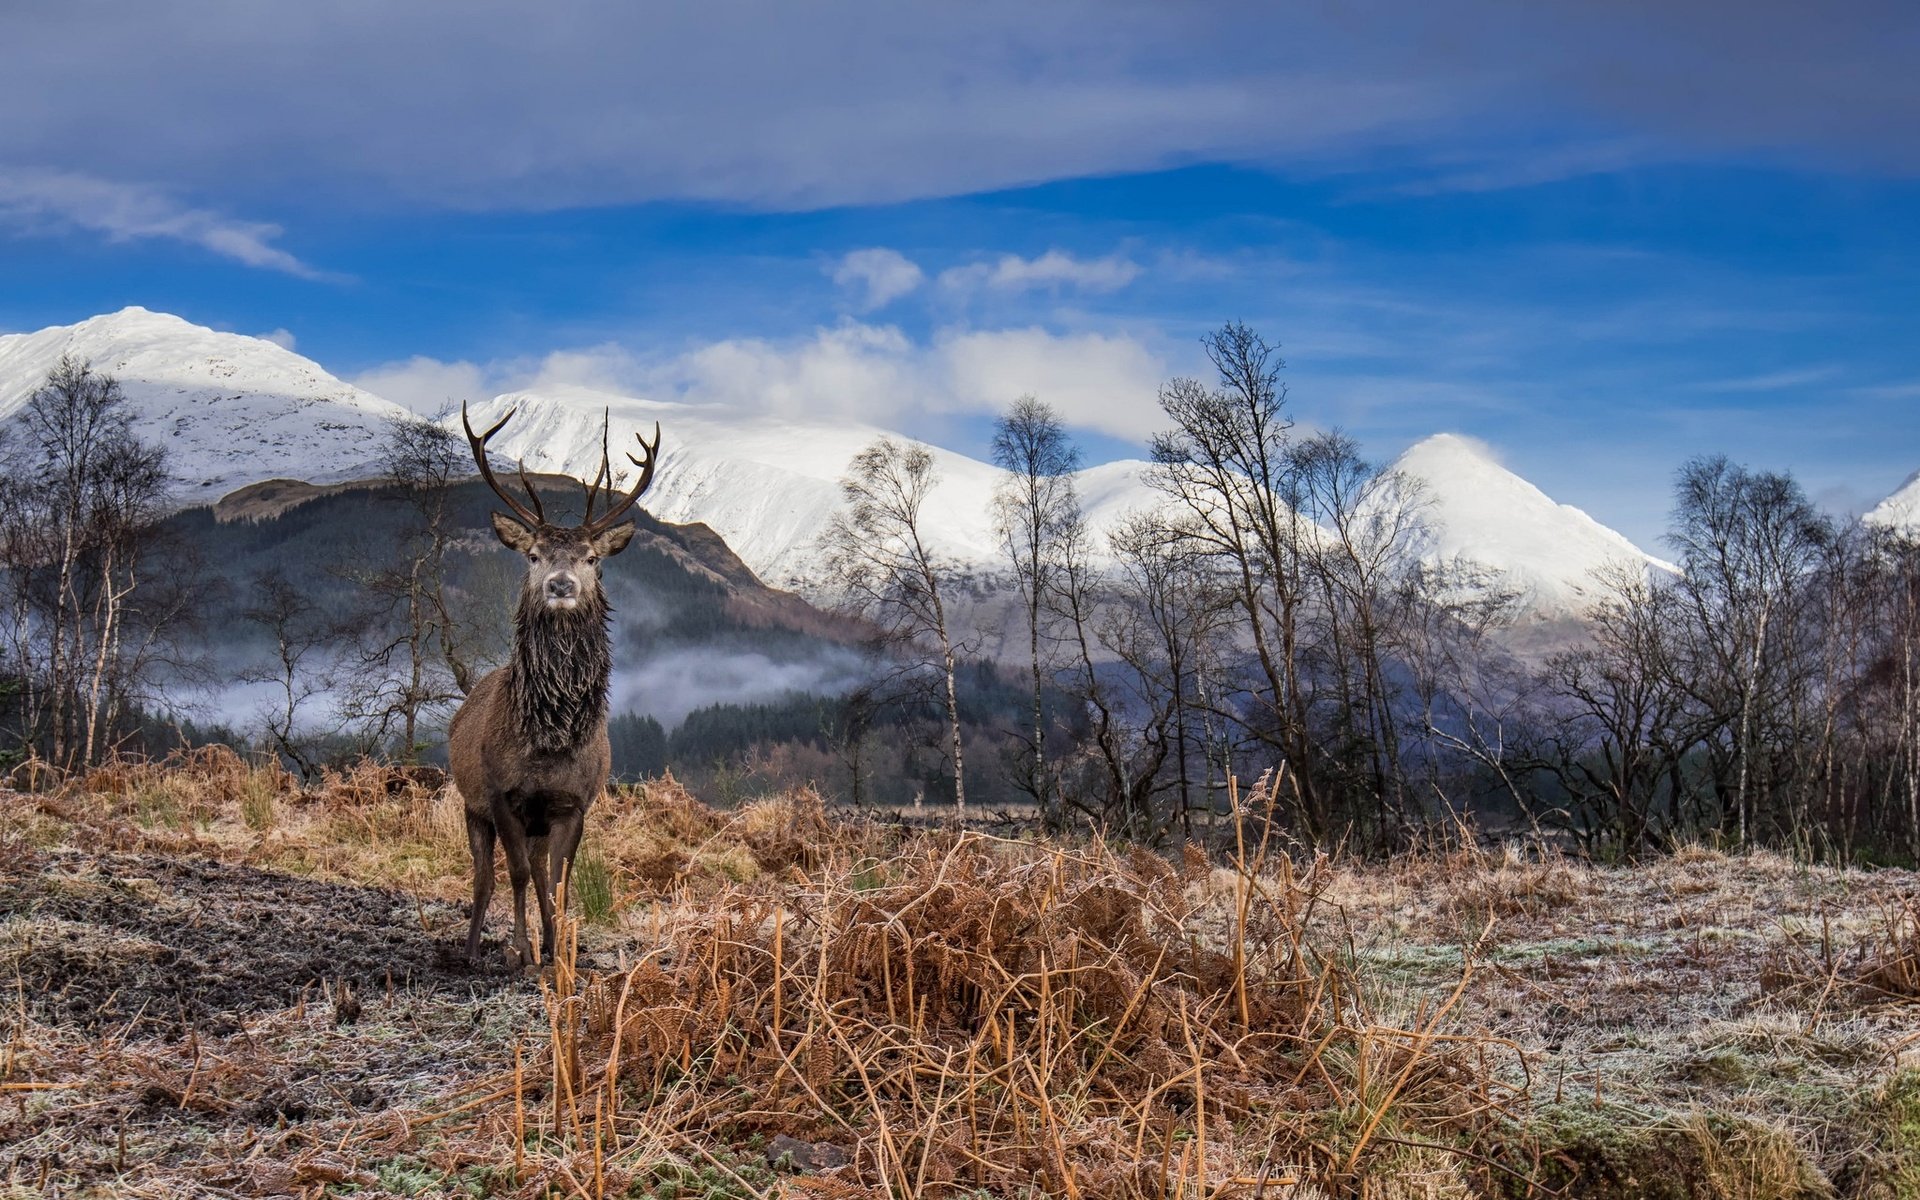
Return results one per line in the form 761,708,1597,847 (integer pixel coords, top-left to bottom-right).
461,401,546,528
581,419,662,534
581,408,614,524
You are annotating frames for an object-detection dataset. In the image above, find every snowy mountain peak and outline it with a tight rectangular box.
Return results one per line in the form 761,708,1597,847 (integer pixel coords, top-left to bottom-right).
1865,469,1920,532
449,387,1160,590
0,308,412,498
1387,432,1670,616
0,308,1669,625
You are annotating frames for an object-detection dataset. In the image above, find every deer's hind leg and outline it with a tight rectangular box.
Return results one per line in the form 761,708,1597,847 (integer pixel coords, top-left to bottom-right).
463,811,497,965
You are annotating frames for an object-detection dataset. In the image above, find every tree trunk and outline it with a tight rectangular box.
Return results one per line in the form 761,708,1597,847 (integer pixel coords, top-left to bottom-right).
941,624,966,814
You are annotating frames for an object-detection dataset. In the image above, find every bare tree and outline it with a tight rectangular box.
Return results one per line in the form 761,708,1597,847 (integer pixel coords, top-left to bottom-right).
823,437,968,812
239,568,335,779
0,357,171,766
1287,431,1432,834
340,412,485,760
1104,512,1228,839
1147,324,1324,834
1668,456,1830,844
990,396,1081,828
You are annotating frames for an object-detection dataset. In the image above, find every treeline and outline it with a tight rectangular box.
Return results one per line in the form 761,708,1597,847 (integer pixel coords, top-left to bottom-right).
610,663,1075,810
822,323,1920,862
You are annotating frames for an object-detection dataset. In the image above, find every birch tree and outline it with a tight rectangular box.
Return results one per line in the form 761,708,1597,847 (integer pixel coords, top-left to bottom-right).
0,357,169,766
823,437,968,812
990,396,1081,828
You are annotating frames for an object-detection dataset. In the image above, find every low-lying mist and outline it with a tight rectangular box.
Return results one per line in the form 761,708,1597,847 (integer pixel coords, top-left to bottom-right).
611,646,868,728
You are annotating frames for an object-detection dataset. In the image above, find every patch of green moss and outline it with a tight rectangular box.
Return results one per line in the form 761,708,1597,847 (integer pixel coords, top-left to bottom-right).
1487,1103,1828,1200
1834,1068,1920,1199
1494,1102,1713,1200
626,1154,779,1199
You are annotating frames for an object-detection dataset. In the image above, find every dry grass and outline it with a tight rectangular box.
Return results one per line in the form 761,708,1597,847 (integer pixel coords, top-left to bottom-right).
4,757,1919,1196
503,778,1524,1198
1764,896,1920,1010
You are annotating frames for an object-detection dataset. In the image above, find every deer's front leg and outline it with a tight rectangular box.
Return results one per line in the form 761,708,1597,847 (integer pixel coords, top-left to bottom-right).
529,833,556,964
496,810,536,972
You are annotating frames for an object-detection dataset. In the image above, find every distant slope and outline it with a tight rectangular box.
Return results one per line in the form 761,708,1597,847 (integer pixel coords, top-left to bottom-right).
1866,469,1920,532
1384,434,1672,617
450,387,1162,590
173,475,866,729
0,308,410,500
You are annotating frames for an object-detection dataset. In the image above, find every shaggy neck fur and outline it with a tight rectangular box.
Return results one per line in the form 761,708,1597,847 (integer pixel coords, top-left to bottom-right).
506,591,612,756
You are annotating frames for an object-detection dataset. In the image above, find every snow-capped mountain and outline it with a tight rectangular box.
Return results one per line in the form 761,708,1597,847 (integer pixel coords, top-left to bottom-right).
451,387,1159,590
0,308,412,499
1385,434,1673,617
0,310,1674,622
1865,469,1920,532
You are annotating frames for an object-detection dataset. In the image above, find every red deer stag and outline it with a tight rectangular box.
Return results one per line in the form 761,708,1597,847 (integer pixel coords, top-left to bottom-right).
451,402,660,969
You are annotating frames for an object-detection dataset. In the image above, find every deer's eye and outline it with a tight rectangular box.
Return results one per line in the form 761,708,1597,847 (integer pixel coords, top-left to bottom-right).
587,556,599,567
529,553,540,563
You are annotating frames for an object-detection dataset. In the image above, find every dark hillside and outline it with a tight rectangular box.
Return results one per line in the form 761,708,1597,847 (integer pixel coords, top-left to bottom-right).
157,475,1042,804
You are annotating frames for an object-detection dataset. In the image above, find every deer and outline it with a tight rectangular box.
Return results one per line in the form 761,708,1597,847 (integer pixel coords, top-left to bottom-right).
450,402,661,970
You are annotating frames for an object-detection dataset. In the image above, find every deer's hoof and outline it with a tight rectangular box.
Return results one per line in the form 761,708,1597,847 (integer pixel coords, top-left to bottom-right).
504,944,531,973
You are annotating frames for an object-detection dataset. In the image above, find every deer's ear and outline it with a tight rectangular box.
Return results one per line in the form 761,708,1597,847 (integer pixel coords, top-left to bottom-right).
591,522,637,558
491,511,536,553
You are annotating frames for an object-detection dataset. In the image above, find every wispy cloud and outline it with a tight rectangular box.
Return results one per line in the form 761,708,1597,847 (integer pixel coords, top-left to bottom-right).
1385,139,1662,197
828,248,925,310
0,168,334,279
1848,379,1920,401
1692,365,1841,393
938,249,1141,295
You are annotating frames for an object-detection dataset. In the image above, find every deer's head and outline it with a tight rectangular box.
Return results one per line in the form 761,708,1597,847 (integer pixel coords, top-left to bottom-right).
462,402,661,614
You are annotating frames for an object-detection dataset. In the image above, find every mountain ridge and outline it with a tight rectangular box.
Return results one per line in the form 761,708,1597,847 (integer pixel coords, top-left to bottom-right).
1865,468,1920,532
0,307,413,499
1385,433,1676,616
3,308,1686,621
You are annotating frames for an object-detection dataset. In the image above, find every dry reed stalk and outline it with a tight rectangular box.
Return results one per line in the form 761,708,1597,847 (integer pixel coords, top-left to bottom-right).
457,773,1520,1197
513,1038,526,1183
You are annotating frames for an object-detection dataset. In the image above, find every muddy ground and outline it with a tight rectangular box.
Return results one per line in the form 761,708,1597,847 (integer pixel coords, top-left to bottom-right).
2,848,513,1039
0,849,549,1194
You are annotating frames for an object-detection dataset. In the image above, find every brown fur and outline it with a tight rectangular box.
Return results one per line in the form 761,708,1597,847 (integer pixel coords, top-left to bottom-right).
450,403,657,968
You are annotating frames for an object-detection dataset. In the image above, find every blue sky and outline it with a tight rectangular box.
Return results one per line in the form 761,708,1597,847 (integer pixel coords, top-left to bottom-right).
2,1,1917,549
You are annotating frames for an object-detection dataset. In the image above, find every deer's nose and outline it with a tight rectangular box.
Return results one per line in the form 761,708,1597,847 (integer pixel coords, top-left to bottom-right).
545,574,577,599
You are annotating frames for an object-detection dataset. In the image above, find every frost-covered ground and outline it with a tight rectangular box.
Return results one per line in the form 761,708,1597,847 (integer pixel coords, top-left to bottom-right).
4,759,1916,1197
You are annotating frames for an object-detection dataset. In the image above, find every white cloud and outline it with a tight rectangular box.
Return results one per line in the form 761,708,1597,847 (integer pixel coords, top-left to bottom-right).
351,356,493,415
645,322,1167,438
938,250,1141,295
256,328,297,351
829,248,925,310
650,323,920,420
353,321,1169,441
934,327,1165,437
0,167,332,279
